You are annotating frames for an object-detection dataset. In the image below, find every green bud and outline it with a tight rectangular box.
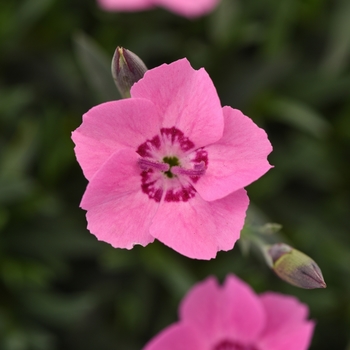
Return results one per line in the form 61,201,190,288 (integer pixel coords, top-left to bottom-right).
268,243,326,289
111,47,147,98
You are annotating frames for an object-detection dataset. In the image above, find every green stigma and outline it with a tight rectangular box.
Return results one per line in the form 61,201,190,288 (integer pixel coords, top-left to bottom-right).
163,156,179,178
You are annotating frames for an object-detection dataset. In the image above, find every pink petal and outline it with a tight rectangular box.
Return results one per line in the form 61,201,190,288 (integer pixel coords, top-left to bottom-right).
194,106,273,201
178,276,225,344
154,0,220,17
257,293,315,350
97,0,152,11
131,58,224,149
149,189,249,259
72,98,161,180
143,323,206,350
81,149,157,248
219,275,266,344
260,293,310,334
258,322,315,350
180,275,267,345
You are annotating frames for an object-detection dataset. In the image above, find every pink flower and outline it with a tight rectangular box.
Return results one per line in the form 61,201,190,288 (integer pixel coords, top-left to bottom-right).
144,274,315,350
97,0,220,18
72,58,272,260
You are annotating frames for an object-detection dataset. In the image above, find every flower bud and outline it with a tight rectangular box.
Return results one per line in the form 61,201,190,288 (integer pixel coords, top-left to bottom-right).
268,243,326,289
111,47,147,98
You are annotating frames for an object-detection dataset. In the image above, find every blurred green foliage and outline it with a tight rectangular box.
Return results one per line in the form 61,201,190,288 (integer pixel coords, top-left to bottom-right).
1,0,350,349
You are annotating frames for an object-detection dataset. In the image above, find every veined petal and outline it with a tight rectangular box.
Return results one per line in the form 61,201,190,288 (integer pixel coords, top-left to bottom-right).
131,58,224,149
257,293,315,350
149,189,249,260
72,98,161,180
194,106,273,201
143,323,206,350
154,0,220,17
81,149,158,248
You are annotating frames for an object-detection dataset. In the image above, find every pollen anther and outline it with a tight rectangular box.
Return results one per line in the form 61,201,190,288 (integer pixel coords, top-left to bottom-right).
138,158,170,172
171,161,206,176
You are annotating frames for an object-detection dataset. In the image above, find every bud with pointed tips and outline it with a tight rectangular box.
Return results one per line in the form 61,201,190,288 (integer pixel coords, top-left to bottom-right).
111,47,147,98
268,243,326,289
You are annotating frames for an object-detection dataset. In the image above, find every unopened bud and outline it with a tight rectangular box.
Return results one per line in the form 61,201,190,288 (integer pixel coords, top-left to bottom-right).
111,47,147,98
268,243,326,289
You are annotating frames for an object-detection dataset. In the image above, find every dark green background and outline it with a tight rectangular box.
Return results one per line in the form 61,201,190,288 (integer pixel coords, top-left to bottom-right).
1,0,350,348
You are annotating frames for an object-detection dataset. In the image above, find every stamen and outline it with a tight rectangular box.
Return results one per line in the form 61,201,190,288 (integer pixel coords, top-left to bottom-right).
171,161,206,176
138,158,170,172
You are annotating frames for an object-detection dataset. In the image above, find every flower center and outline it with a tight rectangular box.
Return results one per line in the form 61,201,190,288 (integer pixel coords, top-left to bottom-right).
213,340,258,350
163,156,180,178
136,127,208,203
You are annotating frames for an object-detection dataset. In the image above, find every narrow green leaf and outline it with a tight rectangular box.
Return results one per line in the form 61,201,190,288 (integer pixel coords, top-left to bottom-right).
73,32,119,102
268,98,331,138
322,0,350,75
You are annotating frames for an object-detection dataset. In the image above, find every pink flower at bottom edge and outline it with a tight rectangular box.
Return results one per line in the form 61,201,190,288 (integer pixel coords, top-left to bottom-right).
72,58,272,260
143,274,315,350
98,0,151,11
97,0,221,18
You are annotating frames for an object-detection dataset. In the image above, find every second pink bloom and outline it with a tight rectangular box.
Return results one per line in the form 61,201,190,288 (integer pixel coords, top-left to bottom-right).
144,275,315,350
97,0,221,18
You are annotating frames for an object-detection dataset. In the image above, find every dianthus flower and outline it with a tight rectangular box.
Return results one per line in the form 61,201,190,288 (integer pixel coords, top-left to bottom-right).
144,274,315,350
72,58,272,259
97,0,220,18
